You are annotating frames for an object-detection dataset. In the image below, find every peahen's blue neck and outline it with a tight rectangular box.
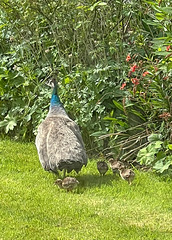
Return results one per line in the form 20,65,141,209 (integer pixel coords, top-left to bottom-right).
50,82,62,107
50,94,61,107
48,81,67,117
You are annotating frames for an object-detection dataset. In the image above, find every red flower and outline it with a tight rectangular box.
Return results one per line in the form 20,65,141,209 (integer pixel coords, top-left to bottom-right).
131,77,139,85
130,64,137,72
166,45,171,51
159,112,171,121
126,54,131,62
120,82,126,90
142,71,149,77
154,66,158,72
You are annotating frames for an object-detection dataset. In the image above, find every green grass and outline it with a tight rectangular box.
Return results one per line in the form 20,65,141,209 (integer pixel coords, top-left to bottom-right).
0,140,172,240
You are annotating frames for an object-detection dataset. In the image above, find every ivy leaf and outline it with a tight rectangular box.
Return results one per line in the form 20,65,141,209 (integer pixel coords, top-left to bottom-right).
148,134,162,142
137,146,155,165
153,160,171,173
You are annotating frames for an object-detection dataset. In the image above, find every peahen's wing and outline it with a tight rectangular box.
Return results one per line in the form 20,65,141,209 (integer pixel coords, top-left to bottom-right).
65,118,87,165
35,119,53,171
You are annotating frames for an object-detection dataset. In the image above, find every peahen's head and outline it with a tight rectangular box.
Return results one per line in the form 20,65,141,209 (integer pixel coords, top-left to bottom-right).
47,77,67,116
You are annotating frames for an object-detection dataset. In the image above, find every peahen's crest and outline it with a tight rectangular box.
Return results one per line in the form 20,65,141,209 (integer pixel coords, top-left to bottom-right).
35,78,87,177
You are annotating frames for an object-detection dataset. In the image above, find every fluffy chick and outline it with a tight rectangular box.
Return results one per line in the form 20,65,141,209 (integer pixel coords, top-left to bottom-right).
55,177,79,191
118,165,135,185
108,158,125,175
97,161,108,176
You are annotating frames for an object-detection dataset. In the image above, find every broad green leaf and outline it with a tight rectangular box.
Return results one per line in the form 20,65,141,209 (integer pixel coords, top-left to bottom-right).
156,151,166,160
148,134,162,142
161,7,172,14
166,155,172,162
153,160,171,173
137,147,155,165
168,144,172,150
154,141,163,149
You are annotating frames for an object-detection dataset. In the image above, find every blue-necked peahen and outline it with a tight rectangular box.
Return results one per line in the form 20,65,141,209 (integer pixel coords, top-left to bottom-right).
35,78,87,177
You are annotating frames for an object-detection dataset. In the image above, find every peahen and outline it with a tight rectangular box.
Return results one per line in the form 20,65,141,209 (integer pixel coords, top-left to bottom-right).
35,78,87,177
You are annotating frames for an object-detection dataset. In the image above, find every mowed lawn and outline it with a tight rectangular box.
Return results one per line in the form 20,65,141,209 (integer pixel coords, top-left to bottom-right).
0,140,172,240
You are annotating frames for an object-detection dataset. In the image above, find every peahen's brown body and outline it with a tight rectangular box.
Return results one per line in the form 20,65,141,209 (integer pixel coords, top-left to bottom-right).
35,79,87,177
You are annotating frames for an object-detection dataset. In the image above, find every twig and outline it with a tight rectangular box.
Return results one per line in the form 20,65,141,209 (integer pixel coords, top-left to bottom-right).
99,122,148,140
121,142,148,159
122,134,149,150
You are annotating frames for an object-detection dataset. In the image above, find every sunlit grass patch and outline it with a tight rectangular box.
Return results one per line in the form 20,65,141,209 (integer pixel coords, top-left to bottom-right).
0,140,172,240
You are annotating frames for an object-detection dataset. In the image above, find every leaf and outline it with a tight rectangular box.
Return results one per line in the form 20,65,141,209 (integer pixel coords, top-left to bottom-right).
112,100,124,111
154,141,163,149
103,116,128,127
12,75,25,87
0,24,7,29
161,7,172,14
148,134,162,142
89,1,107,11
156,13,165,20
90,130,107,137
137,146,155,165
156,151,166,160
5,120,17,133
144,1,157,6
130,109,146,121
142,19,162,27
168,144,172,150
64,77,72,84
153,160,171,173
0,120,8,128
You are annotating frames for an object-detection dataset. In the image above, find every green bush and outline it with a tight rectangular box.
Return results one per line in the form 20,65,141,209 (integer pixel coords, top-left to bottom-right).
0,0,171,174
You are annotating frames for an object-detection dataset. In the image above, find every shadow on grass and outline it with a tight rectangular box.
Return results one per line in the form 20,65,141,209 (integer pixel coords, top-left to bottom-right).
50,170,121,193
77,173,118,188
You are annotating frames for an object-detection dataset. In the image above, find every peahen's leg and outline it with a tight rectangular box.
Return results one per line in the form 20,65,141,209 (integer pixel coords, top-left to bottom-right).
63,169,66,178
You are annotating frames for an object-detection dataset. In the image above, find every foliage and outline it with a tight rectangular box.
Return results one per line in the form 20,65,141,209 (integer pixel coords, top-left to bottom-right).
0,0,151,144
97,1,172,174
1,140,172,239
137,133,172,173
0,0,171,174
